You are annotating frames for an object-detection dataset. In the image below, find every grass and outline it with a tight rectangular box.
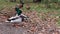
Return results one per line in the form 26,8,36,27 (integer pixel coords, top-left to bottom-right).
0,0,17,10
0,0,60,26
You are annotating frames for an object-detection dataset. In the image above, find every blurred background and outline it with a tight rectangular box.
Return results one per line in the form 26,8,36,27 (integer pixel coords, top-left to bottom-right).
0,0,60,34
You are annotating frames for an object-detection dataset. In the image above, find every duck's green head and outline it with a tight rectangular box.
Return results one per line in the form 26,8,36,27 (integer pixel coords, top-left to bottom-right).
15,7,22,15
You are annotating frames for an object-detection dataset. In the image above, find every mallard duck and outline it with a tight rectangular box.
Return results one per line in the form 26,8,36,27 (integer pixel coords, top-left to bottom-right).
5,4,29,23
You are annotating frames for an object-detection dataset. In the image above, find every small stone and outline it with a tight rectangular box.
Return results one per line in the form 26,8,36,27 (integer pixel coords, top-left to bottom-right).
38,32,43,34
56,16,59,19
53,31,59,34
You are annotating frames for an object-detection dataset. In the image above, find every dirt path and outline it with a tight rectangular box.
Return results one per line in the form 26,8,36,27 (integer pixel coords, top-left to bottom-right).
0,9,60,34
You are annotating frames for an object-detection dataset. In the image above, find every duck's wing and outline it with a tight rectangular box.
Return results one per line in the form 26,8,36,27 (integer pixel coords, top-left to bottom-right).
20,14,28,18
11,17,19,20
9,15,19,20
8,17,19,21
20,14,29,18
